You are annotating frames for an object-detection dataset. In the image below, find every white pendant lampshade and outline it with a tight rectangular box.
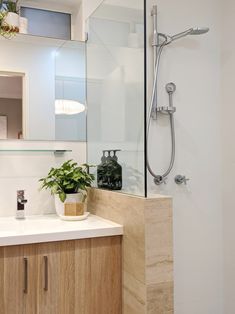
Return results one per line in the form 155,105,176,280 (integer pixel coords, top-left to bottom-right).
55,99,85,115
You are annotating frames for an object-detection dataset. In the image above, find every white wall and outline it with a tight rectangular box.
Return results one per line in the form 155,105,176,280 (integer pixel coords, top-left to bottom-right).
0,141,86,217
221,0,235,313
77,0,104,40
147,0,223,313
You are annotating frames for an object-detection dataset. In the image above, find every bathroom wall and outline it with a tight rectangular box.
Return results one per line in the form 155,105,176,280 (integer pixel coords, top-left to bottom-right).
76,0,104,40
221,0,235,313
0,141,86,217
146,0,223,313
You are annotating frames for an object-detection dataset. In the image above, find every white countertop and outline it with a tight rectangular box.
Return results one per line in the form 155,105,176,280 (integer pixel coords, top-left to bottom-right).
0,214,123,246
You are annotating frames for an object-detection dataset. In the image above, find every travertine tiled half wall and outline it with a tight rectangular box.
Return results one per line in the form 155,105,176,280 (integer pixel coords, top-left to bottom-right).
87,188,174,314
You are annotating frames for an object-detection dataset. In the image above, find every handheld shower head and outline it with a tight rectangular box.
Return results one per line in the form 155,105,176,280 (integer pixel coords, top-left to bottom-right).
171,27,209,42
190,27,210,35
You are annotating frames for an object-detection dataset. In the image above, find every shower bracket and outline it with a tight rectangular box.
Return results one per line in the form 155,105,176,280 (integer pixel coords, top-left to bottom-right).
157,106,176,114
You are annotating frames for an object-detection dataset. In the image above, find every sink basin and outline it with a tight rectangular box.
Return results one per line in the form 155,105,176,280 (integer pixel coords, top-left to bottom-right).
0,214,123,246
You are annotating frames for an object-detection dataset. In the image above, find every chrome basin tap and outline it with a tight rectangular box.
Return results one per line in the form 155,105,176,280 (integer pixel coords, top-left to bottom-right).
16,190,28,219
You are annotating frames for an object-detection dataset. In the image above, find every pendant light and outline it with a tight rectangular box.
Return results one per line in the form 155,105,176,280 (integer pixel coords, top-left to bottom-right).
55,78,85,115
55,99,85,115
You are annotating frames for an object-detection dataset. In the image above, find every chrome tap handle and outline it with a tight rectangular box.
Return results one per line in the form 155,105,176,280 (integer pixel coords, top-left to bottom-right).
16,190,27,219
154,175,167,185
175,175,190,185
17,190,27,209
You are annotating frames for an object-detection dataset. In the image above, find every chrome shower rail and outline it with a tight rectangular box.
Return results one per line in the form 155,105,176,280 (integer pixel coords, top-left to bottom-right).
147,5,209,185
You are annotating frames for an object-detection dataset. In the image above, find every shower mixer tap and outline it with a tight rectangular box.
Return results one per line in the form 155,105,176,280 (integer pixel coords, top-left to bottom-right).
154,175,167,185
175,175,190,185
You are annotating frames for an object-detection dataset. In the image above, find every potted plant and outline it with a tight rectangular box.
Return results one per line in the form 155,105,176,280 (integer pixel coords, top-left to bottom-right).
39,160,95,218
1,0,20,33
0,10,6,28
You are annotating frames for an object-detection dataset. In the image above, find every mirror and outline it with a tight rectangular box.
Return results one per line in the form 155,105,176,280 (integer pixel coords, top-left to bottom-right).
0,73,23,139
55,41,86,142
0,36,86,141
0,0,86,141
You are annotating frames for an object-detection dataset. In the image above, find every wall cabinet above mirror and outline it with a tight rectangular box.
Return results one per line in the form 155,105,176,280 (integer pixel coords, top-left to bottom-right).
0,0,86,142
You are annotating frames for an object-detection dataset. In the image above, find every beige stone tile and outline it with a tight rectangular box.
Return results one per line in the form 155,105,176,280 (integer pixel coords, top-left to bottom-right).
123,271,146,314
88,188,146,284
147,281,174,314
145,198,174,285
87,189,174,314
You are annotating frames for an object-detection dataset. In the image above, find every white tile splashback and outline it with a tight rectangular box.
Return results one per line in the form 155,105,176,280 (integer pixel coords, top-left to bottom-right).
0,141,86,217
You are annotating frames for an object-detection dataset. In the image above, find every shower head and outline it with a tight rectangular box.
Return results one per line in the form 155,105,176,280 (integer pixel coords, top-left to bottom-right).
171,27,209,42
190,27,210,35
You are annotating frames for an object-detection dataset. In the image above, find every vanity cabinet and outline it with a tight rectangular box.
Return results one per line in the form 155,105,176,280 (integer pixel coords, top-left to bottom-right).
0,236,122,314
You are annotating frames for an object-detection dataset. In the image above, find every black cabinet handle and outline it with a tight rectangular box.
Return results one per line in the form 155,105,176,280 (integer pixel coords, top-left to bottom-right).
43,256,48,291
23,257,28,294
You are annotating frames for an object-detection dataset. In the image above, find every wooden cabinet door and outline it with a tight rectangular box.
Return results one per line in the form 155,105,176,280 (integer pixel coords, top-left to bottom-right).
37,242,61,314
90,236,122,314
0,245,38,314
0,245,24,314
37,240,91,314
59,241,76,314
38,239,93,314
0,236,122,314
0,247,4,313
0,244,37,314
74,239,91,314
23,245,38,314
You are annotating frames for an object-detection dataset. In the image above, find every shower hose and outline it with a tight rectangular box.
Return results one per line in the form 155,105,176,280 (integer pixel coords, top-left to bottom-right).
147,41,176,185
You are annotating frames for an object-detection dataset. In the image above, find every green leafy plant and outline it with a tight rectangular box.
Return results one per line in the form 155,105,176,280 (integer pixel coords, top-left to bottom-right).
0,1,19,38
3,0,19,13
39,160,95,203
0,10,5,24
0,10,8,35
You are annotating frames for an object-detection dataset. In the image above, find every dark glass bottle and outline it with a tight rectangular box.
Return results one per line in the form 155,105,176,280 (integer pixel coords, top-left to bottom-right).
97,151,107,189
97,150,122,190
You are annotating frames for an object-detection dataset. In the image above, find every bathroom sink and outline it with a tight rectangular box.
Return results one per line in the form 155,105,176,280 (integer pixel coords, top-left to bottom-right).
0,216,60,232
0,214,123,246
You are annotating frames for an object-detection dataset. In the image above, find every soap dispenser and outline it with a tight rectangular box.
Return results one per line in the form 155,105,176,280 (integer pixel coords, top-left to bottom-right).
97,151,107,189
97,150,122,190
110,150,122,190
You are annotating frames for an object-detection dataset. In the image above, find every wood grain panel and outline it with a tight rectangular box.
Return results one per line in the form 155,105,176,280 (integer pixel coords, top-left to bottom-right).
37,242,61,314
3,245,24,314
0,236,122,314
75,239,91,314
0,247,4,313
90,236,122,314
59,241,75,314
23,244,38,314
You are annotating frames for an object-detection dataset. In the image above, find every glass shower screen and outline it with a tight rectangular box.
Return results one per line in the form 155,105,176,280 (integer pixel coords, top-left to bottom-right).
86,0,146,197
